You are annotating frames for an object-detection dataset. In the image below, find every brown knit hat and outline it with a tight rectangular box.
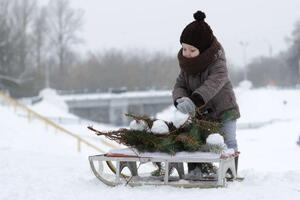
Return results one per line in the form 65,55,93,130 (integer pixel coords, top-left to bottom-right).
180,11,214,52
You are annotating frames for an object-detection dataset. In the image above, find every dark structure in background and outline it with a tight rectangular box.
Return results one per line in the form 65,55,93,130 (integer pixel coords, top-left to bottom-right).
62,91,172,126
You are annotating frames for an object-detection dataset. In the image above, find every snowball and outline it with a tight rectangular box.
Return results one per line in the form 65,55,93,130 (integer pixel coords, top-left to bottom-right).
155,106,189,128
150,120,169,135
155,105,175,121
129,120,149,131
172,111,189,128
206,133,225,145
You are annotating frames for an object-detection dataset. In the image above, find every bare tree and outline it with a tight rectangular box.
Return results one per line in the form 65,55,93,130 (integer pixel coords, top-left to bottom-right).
30,4,51,90
286,20,300,84
32,6,48,71
47,0,84,75
0,0,14,75
247,56,290,87
10,0,36,77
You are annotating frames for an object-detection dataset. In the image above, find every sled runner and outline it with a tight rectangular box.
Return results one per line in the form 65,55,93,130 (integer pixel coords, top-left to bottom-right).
89,148,238,188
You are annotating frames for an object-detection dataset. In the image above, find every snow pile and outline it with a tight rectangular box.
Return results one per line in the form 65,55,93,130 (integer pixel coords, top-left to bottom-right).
39,88,68,112
150,120,169,135
30,88,121,151
30,88,76,119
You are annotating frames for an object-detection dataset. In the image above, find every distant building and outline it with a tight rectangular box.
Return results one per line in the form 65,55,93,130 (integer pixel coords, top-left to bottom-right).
61,90,173,126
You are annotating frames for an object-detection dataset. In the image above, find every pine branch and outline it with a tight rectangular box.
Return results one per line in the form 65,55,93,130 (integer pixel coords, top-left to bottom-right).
87,114,222,154
87,126,125,142
193,118,221,133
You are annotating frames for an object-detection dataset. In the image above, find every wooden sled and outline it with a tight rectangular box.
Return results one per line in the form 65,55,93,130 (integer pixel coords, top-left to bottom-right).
89,148,238,188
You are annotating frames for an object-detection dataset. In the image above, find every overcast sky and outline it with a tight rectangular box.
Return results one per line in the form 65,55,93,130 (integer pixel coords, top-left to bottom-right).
41,0,300,67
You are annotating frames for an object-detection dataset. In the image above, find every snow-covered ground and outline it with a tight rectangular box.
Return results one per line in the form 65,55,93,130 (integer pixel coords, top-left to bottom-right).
1,87,300,200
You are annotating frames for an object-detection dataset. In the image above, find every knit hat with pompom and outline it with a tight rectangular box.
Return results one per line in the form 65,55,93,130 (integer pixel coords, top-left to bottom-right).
180,11,214,52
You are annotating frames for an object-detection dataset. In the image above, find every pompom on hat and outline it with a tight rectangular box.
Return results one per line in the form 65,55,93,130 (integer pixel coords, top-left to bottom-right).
180,10,214,52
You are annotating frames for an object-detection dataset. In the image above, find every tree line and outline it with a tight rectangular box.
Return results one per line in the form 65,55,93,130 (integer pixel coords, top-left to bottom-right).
0,0,83,97
0,0,300,98
246,21,300,87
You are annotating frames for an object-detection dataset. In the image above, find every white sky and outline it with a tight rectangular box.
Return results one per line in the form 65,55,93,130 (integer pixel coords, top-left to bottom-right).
40,0,300,67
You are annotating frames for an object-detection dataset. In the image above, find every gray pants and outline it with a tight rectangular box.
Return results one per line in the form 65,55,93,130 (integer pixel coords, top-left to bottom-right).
188,120,238,172
220,120,238,151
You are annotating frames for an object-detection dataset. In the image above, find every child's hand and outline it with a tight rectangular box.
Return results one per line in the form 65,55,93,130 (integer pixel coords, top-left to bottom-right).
176,97,196,115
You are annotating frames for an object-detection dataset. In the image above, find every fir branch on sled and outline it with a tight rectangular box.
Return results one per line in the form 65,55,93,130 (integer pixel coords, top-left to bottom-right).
87,113,224,154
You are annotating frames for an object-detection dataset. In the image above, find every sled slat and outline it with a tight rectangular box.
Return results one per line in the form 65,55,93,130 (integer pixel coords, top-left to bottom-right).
89,148,237,188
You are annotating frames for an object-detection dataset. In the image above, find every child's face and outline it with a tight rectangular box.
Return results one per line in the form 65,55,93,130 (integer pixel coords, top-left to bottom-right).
182,43,200,58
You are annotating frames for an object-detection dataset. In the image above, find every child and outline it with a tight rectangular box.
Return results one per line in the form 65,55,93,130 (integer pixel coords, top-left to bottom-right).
172,11,240,178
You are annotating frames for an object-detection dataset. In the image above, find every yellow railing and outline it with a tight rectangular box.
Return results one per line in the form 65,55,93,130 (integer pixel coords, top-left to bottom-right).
0,91,112,153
